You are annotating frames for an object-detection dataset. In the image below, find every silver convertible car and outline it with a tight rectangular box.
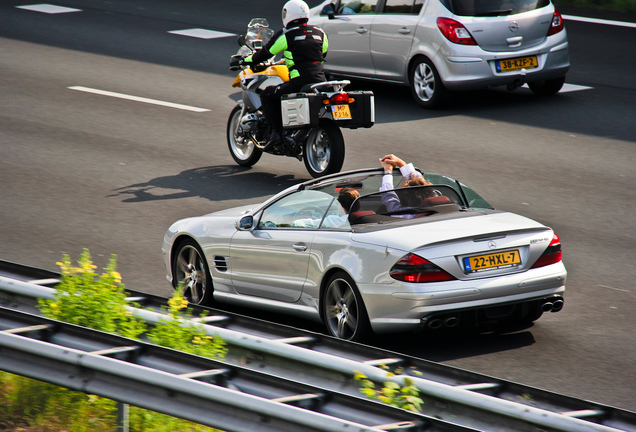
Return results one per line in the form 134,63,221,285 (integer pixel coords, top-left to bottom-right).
308,0,570,108
162,168,566,341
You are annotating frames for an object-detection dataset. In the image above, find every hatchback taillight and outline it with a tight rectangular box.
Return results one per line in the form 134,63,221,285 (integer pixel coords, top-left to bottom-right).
547,9,565,36
531,234,562,269
390,253,456,283
437,18,477,45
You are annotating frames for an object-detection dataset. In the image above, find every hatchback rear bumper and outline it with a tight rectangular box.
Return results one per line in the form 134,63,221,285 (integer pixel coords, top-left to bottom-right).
439,41,570,91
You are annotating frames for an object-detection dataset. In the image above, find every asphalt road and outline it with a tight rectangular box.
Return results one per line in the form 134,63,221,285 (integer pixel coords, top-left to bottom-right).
1,0,635,413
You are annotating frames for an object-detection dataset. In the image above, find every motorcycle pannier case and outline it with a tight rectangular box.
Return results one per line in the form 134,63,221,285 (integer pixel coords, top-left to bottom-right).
281,91,374,129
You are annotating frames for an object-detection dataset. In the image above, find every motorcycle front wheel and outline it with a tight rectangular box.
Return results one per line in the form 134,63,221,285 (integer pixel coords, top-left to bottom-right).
303,119,345,178
227,104,262,167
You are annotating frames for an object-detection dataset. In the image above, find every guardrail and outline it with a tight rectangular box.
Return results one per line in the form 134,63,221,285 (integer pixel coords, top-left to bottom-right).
1,260,635,432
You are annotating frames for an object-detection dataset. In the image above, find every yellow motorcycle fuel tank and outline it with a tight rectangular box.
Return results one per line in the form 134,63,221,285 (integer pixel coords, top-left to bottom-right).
232,65,289,88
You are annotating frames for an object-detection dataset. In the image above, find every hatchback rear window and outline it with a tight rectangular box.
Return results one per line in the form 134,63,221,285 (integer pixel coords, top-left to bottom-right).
440,0,550,16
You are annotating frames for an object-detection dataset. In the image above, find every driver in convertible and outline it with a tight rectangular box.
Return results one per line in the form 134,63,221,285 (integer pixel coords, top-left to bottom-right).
243,0,329,150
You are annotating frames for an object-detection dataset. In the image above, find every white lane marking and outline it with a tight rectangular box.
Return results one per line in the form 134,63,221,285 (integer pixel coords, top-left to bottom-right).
598,285,631,293
168,28,236,40
16,4,81,14
68,86,210,112
560,83,594,93
521,83,594,93
563,15,636,29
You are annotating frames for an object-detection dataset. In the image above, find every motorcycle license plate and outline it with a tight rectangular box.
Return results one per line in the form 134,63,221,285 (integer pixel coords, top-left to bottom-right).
331,104,352,120
496,56,538,72
463,250,521,273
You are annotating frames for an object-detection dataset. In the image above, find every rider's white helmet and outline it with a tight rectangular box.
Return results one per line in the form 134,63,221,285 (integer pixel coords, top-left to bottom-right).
282,0,310,28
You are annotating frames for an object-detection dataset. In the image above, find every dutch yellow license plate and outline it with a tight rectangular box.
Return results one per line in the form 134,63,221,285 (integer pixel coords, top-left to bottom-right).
496,56,538,72
463,250,521,273
331,104,352,120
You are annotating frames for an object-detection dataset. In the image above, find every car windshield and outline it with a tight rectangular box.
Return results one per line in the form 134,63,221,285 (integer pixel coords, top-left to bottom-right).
307,170,492,211
439,0,550,16
347,184,463,224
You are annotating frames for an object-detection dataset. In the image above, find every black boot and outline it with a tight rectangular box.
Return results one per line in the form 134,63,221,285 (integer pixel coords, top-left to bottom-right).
263,128,282,151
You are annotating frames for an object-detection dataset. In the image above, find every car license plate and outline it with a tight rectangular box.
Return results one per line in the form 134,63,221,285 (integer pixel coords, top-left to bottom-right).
463,250,521,273
496,56,538,72
331,104,352,120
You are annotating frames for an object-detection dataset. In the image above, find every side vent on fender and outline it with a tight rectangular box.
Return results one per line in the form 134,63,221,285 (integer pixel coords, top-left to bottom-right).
214,256,228,272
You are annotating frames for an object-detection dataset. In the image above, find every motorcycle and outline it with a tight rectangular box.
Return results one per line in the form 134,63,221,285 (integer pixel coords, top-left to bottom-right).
227,18,374,178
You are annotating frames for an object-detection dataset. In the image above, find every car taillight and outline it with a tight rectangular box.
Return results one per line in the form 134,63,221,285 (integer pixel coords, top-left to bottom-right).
531,233,562,269
329,92,354,104
547,9,565,36
437,18,477,45
390,253,456,283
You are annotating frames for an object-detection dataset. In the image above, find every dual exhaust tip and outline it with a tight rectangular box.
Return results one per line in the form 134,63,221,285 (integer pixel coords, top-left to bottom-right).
421,296,565,330
541,297,564,313
422,315,459,330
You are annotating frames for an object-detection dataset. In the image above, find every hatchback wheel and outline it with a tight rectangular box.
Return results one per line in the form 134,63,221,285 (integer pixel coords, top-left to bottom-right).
410,57,448,109
528,77,565,96
172,239,214,305
323,272,370,341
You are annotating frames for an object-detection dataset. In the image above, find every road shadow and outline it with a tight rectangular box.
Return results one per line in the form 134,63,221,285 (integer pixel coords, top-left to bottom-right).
372,325,537,362
108,165,304,203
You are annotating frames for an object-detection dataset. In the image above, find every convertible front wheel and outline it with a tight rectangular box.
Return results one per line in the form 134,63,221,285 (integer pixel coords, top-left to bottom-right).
322,272,371,342
172,238,214,305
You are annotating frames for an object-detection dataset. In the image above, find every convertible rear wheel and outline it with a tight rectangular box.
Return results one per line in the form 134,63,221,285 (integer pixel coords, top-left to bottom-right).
323,272,370,342
172,238,214,305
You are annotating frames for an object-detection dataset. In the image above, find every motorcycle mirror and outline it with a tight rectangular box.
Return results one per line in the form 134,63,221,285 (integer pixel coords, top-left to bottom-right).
237,35,246,47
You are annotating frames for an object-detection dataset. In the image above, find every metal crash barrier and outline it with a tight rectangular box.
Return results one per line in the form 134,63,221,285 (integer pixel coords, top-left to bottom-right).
1,260,635,432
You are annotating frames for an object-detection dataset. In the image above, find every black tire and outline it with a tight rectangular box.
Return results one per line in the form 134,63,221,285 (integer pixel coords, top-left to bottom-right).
227,104,262,167
303,119,345,178
528,77,565,96
172,238,214,305
409,57,448,109
322,272,371,342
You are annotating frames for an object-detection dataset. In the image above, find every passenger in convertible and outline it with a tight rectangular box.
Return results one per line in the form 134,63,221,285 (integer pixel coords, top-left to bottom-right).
379,154,446,218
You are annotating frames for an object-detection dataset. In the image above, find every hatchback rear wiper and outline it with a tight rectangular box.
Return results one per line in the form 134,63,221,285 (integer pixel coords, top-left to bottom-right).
475,9,513,16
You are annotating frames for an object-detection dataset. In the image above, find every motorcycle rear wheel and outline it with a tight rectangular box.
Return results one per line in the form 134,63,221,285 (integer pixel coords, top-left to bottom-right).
227,104,262,167
303,119,345,178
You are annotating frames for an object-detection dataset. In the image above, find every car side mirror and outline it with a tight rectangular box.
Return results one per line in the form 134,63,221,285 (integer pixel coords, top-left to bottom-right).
322,4,335,19
236,215,254,230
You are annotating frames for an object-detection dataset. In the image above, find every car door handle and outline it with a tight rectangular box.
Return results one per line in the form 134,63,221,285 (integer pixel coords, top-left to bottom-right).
293,243,308,252
356,27,369,34
399,27,411,35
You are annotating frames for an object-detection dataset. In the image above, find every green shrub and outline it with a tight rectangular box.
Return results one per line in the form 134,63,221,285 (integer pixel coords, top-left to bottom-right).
38,249,147,339
354,367,424,413
0,249,225,432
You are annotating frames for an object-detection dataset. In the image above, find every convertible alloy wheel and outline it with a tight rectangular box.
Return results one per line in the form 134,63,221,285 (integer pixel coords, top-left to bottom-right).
173,239,213,305
323,272,370,341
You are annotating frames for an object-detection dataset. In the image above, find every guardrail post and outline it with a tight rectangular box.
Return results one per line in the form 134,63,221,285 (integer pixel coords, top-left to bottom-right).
116,402,129,432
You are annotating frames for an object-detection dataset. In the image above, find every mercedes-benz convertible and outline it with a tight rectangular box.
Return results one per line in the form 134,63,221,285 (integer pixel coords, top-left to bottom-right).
162,168,566,341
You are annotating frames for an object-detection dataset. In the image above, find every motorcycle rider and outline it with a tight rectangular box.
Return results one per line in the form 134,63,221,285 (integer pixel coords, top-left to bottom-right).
243,0,329,150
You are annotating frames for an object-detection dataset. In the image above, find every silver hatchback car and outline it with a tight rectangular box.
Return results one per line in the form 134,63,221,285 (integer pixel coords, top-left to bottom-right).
309,0,570,108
